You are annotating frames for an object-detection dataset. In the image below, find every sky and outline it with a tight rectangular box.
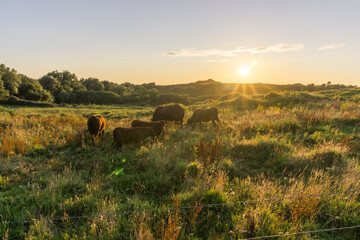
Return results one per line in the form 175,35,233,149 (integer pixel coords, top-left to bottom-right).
0,0,359,85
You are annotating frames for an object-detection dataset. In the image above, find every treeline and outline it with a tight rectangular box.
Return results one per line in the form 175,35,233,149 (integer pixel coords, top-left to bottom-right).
0,63,356,106
0,64,190,106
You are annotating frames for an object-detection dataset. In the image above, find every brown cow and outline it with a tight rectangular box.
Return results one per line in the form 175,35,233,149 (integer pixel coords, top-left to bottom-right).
131,120,165,137
187,107,220,127
151,104,185,125
87,114,106,143
112,127,157,151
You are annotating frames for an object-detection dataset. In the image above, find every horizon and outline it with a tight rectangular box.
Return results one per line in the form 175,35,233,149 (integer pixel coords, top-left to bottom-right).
1,1,359,86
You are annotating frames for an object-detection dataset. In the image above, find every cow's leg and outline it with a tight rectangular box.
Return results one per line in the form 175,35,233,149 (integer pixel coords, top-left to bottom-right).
116,142,122,151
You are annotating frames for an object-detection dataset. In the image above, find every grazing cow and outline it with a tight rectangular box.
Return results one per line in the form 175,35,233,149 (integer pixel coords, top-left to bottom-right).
131,120,165,137
151,104,185,125
112,127,157,151
187,107,220,126
87,114,106,143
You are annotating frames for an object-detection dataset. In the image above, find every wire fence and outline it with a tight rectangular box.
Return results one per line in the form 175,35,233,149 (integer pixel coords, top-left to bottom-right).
1,189,359,225
241,225,360,240
1,189,360,238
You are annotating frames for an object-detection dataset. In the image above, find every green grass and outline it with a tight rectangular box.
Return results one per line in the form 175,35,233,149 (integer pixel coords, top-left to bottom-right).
1,89,360,239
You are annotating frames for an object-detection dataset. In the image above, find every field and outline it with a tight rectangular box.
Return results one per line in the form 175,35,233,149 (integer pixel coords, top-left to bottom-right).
1,89,360,239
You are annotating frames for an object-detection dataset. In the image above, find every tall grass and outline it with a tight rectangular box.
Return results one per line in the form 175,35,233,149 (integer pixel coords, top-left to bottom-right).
1,89,360,239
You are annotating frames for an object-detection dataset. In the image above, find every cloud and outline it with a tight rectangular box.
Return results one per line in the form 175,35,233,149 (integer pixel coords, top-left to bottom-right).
204,59,217,63
166,43,304,57
166,51,178,56
247,44,304,54
318,43,345,50
204,59,229,63
165,48,237,57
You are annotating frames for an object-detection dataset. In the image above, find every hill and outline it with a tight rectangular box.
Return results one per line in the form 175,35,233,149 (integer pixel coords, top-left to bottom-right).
1,63,355,106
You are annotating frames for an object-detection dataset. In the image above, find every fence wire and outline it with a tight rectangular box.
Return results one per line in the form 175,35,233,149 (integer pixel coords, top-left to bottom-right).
241,224,360,239
1,189,359,225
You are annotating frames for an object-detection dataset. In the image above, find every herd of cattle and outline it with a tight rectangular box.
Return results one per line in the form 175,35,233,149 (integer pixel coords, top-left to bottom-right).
87,104,220,150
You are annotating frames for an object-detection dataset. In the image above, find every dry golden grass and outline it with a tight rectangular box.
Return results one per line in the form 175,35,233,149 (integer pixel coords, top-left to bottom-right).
160,195,182,240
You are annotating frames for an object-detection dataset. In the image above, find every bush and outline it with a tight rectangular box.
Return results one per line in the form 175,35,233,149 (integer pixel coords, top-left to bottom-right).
154,93,190,105
263,91,323,107
69,91,123,104
219,95,259,110
18,81,53,102
1,96,54,107
264,92,281,100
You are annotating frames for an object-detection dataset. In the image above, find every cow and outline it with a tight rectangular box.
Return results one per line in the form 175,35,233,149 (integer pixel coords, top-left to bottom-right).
131,120,165,137
112,127,157,151
151,104,185,125
87,114,106,143
187,107,220,127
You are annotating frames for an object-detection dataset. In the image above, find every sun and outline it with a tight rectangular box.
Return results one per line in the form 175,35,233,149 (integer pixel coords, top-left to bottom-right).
239,66,250,76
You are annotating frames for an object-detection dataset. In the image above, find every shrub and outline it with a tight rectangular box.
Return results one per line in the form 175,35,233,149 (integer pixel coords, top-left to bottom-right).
154,93,190,106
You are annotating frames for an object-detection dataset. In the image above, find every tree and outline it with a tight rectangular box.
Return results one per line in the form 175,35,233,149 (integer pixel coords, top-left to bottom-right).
17,77,53,102
39,75,61,94
56,90,70,104
0,78,10,101
141,82,156,89
0,64,21,95
81,77,105,91
102,80,112,91
70,80,86,92
44,70,85,92
306,83,315,91
112,85,130,96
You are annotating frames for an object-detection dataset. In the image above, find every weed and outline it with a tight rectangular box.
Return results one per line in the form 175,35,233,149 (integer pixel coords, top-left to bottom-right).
0,174,9,189
197,136,223,169
1,136,15,157
160,195,182,240
291,194,319,229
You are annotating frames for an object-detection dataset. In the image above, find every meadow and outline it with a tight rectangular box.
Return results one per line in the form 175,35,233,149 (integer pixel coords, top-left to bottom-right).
1,88,360,239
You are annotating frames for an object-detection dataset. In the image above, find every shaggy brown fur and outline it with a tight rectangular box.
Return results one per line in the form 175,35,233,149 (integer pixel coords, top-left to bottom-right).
131,120,165,137
151,104,185,125
187,107,220,126
112,127,157,151
87,114,106,143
